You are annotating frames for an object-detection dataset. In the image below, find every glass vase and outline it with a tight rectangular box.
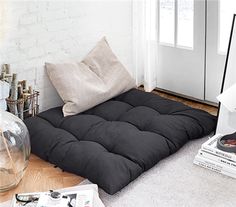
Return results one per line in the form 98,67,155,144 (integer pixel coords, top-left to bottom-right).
0,110,30,192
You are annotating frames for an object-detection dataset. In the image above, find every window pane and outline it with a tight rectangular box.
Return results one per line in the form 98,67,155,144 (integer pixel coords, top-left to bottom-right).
177,0,194,48
159,0,175,45
219,0,236,53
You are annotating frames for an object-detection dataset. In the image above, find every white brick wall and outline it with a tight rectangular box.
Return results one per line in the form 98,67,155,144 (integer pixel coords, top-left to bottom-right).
0,0,133,111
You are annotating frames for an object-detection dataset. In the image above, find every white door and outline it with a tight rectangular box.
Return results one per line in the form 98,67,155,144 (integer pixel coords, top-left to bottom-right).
206,0,236,103
157,0,205,100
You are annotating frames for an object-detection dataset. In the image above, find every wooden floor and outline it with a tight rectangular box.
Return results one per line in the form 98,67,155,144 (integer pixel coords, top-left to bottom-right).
0,89,218,203
0,155,84,202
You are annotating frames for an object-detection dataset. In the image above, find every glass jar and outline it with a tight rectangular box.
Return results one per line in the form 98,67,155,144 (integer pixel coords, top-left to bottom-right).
0,110,30,192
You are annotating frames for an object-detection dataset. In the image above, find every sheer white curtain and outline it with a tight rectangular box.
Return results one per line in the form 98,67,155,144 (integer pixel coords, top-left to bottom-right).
133,0,158,92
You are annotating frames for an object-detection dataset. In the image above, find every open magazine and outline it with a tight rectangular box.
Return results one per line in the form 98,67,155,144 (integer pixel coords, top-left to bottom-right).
0,184,104,207
12,190,93,207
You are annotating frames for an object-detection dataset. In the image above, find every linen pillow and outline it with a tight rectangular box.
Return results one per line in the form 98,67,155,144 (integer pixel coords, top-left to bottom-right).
46,37,136,116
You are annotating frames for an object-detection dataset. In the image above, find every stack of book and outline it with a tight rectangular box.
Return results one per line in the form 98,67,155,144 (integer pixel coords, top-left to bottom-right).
194,134,236,178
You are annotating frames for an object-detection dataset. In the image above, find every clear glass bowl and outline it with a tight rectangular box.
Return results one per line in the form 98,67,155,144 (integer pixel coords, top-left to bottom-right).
0,111,30,192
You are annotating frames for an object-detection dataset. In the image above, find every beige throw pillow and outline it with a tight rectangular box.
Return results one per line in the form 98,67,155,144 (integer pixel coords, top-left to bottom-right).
46,37,136,116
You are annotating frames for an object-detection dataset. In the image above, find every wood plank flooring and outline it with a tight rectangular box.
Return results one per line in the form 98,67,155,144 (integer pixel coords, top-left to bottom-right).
0,89,218,203
0,155,84,202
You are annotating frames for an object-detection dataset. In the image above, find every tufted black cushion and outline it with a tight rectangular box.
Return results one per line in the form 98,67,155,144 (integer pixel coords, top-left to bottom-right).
24,89,216,194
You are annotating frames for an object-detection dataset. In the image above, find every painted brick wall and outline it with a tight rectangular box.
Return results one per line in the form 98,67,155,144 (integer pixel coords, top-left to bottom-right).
0,0,133,111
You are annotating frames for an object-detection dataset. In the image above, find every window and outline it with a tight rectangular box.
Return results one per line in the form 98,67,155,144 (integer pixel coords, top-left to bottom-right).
177,0,194,48
159,0,175,45
159,0,194,49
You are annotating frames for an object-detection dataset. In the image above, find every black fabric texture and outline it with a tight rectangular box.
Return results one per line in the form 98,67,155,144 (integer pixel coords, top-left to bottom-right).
24,89,216,194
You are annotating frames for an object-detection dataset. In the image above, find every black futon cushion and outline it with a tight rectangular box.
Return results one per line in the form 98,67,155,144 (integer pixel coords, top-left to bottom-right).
24,89,216,194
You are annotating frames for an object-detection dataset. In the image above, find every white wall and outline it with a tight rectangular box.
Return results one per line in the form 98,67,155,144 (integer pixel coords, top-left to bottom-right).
0,0,133,111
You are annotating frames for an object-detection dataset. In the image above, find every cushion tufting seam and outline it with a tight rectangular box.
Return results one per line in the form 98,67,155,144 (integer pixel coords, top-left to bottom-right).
32,115,60,131
123,104,164,115
59,114,106,128
37,114,62,128
37,114,50,123
119,103,189,115
170,108,197,115
171,112,205,136
58,116,72,128
142,97,165,114
59,116,105,142
51,140,77,166
116,107,135,120
86,101,134,121
123,105,161,116
58,124,111,152
71,120,104,141
62,130,146,172
109,99,134,108
35,116,84,148
121,119,177,153
113,99,135,108
143,117,174,154
58,123,147,171
107,150,145,172
171,115,192,140
141,96,190,115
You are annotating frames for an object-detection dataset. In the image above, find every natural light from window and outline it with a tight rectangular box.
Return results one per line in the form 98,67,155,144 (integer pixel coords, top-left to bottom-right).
177,0,194,48
159,0,175,45
159,0,194,49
